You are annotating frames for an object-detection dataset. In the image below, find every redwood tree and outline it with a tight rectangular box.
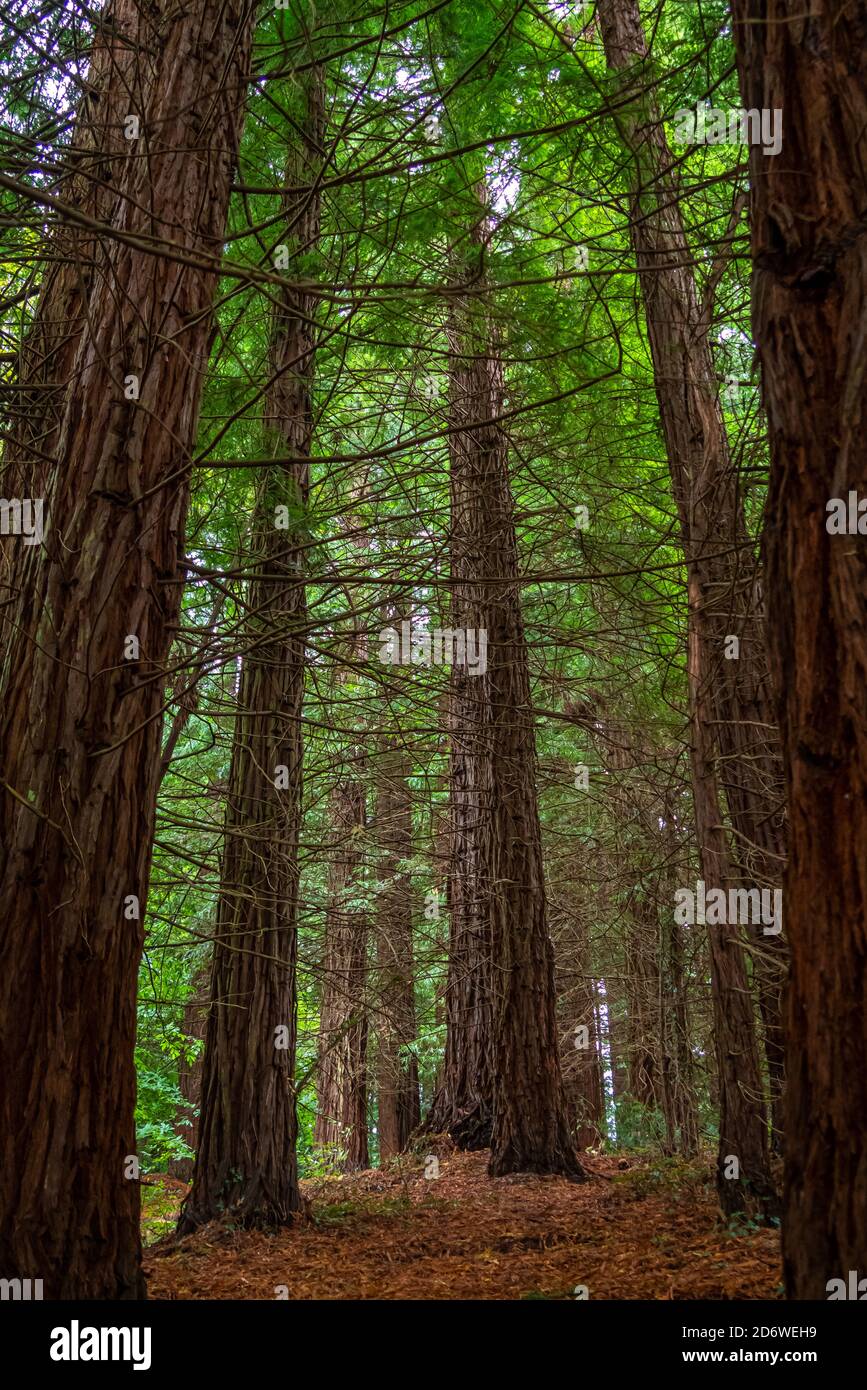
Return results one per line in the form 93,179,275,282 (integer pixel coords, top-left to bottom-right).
730,0,867,1297
0,0,143,664
441,193,583,1178
179,63,323,1231
0,0,254,1297
688,579,777,1217
314,770,371,1170
375,733,421,1159
597,0,785,1188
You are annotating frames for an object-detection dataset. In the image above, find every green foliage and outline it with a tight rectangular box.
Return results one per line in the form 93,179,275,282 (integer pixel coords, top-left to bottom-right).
613,1097,670,1151
134,1062,195,1172
0,0,770,1184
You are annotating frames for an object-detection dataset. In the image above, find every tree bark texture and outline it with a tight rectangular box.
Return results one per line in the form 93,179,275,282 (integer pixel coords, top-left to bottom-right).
0,0,255,1297
598,0,787,1153
375,735,420,1160
437,194,583,1177
729,0,867,1297
179,65,323,1232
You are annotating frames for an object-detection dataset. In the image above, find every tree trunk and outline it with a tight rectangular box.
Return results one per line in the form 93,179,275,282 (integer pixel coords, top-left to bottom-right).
0,0,253,1297
556,909,605,1151
375,736,420,1160
441,192,582,1178
0,0,140,504
315,773,370,1170
178,64,322,1232
168,969,209,1183
625,899,661,1110
729,0,867,1297
597,0,788,1149
423,658,497,1146
0,1,152,679
663,827,699,1156
688,580,777,1218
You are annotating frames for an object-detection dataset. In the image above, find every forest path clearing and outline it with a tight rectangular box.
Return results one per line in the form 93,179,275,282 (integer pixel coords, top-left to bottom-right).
144,1149,781,1300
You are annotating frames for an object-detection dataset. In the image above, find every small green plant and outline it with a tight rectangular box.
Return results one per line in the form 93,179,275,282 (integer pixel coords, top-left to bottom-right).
300,1140,350,1182
611,1097,668,1150
723,1210,763,1237
140,1178,185,1246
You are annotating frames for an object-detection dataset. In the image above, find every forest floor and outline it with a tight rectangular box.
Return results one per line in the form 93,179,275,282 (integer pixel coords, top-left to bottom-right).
143,1145,783,1300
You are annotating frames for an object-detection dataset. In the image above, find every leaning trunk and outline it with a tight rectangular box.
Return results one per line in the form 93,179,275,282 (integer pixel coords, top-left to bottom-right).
0,0,145,663
688,582,776,1218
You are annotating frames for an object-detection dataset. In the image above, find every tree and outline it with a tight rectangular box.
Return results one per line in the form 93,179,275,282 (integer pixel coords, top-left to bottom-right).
0,0,254,1297
597,0,780,1210
179,59,323,1231
443,188,583,1178
730,0,867,1297
0,0,142,663
314,477,373,1170
687,577,776,1215
314,770,370,1170
375,730,421,1159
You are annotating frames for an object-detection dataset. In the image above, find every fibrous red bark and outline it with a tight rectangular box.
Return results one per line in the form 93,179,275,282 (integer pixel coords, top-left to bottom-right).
179,65,323,1232
0,0,254,1297
597,0,785,1194
729,0,867,1296
434,191,583,1178
315,772,370,1171
375,735,420,1160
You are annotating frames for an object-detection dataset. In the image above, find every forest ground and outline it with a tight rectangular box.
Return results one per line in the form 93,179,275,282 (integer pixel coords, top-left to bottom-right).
143,1146,782,1300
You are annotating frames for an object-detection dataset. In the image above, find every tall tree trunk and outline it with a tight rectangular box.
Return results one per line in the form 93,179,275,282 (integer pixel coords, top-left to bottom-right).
178,63,323,1232
625,898,661,1109
663,911,699,1156
375,735,420,1160
0,0,144,662
729,0,867,1297
597,0,787,869
663,798,699,1156
423,658,497,1146
597,0,787,1154
312,491,372,1170
688,581,776,1217
167,969,209,1183
556,908,605,1151
440,192,582,1178
315,772,370,1170
0,0,140,481
0,0,254,1297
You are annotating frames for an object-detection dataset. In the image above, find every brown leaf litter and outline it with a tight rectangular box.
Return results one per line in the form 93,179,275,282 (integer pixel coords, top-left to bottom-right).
144,1147,782,1301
